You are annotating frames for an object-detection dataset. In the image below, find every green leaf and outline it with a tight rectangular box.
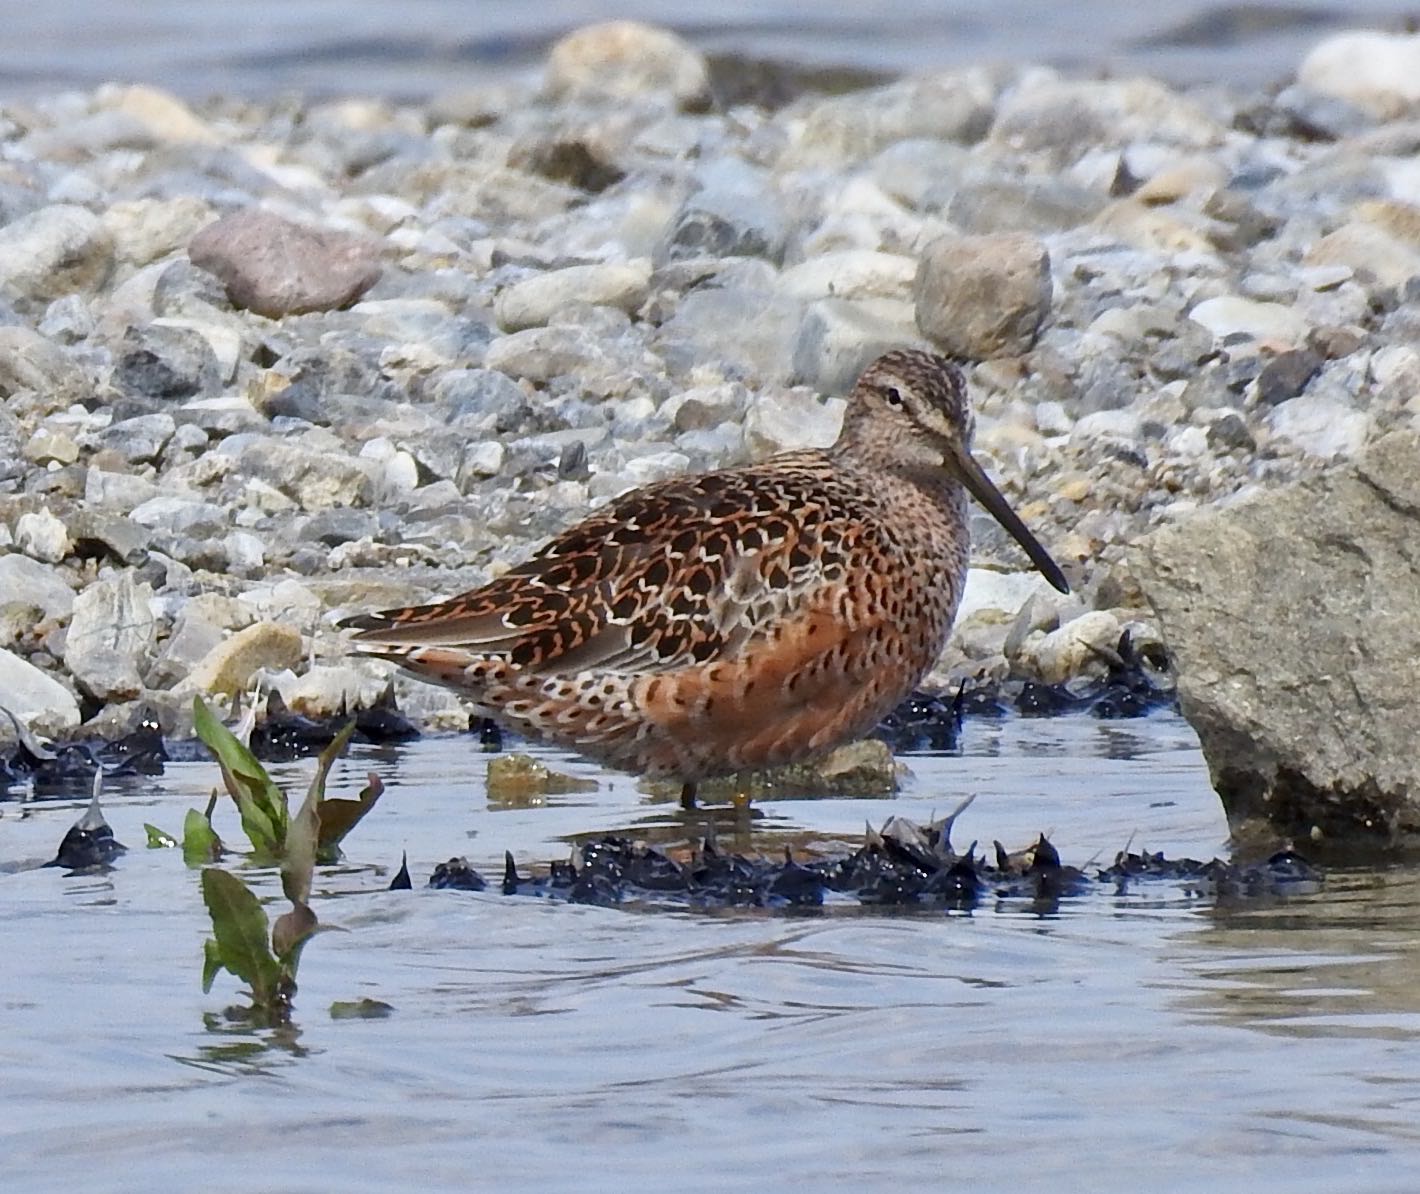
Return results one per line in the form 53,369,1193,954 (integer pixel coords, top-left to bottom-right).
201,938,223,993
281,728,334,911
192,697,289,857
182,807,223,867
317,771,385,862
144,824,178,849
200,867,281,1006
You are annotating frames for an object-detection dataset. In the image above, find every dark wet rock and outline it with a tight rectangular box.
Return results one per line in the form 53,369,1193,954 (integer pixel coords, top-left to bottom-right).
464,815,1318,914
429,856,487,891
507,138,624,193
1254,348,1321,405
1136,427,1420,853
112,323,221,400
1015,681,1082,717
97,709,168,776
248,688,418,761
875,688,963,753
188,209,381,318
46,792,126,869
474,717,504,751
914,232,1051,360
1204,410,1256,453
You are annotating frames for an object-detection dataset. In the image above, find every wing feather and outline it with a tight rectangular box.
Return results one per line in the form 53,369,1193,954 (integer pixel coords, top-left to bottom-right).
346,452,864,678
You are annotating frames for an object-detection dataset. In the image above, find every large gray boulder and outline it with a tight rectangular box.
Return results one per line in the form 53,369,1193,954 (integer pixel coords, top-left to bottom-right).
1135,428,1420,854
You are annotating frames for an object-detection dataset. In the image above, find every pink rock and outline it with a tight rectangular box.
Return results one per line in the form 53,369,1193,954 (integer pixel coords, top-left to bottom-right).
188,209,381,318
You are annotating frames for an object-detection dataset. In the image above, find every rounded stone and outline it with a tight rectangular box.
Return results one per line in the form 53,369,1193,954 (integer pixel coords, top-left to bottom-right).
1299,32,1420,118
545,21,709,109
914,233,1052,360
1026,611,1123,684
15,509,71,564
0,647,80,733
184,621,304,697
188,209,381,318
496,261,651,332
0,204,114,302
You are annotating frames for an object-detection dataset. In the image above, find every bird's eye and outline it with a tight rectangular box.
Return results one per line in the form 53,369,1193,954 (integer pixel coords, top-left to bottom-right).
883,386,904,407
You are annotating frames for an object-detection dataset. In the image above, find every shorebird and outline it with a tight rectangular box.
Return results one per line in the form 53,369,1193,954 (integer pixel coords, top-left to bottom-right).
345,349,1068,808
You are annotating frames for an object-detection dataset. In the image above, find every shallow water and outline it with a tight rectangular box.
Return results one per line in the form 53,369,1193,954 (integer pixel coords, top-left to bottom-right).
3,0,1417,98
5,714,1420,1190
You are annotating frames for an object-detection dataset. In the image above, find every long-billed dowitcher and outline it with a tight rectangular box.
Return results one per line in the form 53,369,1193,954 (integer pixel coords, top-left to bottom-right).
345,349,1068,808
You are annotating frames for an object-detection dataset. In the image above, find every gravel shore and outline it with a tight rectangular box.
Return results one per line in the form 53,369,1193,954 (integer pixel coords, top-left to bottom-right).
0,20,1416,740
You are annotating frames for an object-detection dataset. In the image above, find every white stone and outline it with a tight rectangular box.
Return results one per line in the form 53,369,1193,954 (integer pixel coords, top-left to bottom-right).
1188,296,1310,345
85,469,161,513
622,451,691,487
1071,409,1143,443
462,440,506,478
15,509,71,564
1299,32,1420,117
778,251,918,302
544,21,708,106
224,530,266,572
1028,611,1123,684
1033,400,1073,437
0,647,80,732
63,572,157,700
0,554,73,619
956,568,1059,626
496,261,651,331
1268,396,1371,460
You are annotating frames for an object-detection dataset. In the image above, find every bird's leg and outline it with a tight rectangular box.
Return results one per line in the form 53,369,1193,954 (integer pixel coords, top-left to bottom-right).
679,782,698,811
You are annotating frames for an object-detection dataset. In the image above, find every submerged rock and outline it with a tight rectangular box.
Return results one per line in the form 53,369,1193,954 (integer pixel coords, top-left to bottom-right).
1136,428,1420,853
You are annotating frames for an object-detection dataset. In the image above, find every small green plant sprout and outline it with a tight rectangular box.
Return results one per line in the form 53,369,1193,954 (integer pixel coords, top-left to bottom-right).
192,697,384,1023
145,793,224,865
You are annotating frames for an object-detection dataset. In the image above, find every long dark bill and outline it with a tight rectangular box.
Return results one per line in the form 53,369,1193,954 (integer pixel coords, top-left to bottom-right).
950,441,1070,594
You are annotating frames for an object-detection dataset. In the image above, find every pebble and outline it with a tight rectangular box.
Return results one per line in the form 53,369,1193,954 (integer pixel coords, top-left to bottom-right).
0,647,80,733
914,233,1051,359
791,297,923,394
1188,296,1311,346
62,572,157,701
544,21,710,109
496,261,651,331
1022,610,1122,684
188,209,382,318
1267,394,1371,460
0,554,74,620
1299,32,1420,118
0,205,114,301
183,622,304,697
1255,349,1322,406
15,509,71,564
